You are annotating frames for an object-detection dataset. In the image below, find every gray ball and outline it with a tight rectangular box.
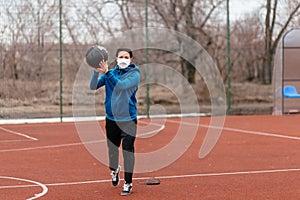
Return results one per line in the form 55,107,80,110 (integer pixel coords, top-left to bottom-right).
85,45,108,68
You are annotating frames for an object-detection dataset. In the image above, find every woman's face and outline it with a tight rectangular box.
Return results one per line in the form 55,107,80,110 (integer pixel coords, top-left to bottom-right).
116,51,131,69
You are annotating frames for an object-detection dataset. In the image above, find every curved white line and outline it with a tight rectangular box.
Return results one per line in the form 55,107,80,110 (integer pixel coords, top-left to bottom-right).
0,176,48,200
0,127,38,141
140,124,165,137
0,122,165,153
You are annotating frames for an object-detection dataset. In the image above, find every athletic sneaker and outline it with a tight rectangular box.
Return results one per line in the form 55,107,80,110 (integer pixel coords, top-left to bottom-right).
121,183,132,196
111,165,121,186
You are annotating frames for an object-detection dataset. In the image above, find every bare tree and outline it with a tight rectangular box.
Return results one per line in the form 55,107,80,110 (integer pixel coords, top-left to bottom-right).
4,0,58,79
263,0,300,84
230,14,264,82
147,0,225,84
1,0,58,101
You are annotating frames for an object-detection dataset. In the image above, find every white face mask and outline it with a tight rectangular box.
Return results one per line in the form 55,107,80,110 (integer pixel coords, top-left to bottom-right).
117,58,131,69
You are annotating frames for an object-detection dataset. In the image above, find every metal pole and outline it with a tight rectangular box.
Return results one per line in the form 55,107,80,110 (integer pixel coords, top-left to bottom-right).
145,0,150,118
226,0,231,115
59,0,63,122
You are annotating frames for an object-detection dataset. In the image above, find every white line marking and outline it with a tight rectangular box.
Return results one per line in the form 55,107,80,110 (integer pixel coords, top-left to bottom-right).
153,168,300,180
0,179,111,189
0,176,48,200
0,127,38,141
0,140,103,153
1,117,299,153
0,168,299,189
138,120,165,138
200,124,300,141
0,117,299,156
0,121,165,153
138,124,165,138
0,139,30,143
0,113,206,125
167,119,300,141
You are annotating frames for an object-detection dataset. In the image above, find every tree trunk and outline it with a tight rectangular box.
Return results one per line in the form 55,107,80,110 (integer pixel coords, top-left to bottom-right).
181,58,196,84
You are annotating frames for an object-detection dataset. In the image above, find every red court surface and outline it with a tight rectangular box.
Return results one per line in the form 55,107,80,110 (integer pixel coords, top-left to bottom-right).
1,114,300,199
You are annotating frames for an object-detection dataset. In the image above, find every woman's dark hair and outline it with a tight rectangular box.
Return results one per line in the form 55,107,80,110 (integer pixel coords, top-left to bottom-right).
115,48,133,58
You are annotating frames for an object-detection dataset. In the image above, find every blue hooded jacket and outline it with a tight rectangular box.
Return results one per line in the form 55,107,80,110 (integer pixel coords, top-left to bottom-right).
90,64,140,121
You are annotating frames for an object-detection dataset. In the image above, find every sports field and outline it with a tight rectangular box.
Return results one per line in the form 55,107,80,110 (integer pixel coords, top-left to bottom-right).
1,114,300,199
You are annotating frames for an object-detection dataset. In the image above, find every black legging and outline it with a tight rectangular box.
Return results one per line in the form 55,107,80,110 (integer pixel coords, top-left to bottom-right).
105,118,137,183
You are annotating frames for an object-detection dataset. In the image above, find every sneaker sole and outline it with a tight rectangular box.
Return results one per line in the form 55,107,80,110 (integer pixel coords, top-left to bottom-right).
121,190,132,196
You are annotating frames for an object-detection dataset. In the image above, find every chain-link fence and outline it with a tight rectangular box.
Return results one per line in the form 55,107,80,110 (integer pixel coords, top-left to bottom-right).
1,0,274,120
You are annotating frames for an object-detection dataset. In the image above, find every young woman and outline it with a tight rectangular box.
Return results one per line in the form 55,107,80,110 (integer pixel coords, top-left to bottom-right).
90,48,140,195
